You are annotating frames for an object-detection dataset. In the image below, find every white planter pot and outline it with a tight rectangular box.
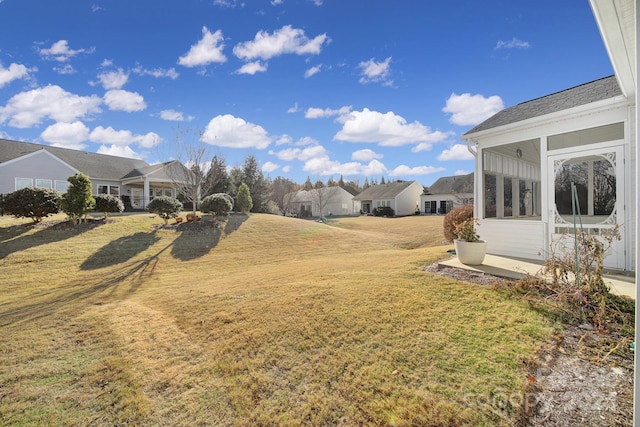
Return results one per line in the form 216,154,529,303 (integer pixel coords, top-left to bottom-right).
454,239,487,265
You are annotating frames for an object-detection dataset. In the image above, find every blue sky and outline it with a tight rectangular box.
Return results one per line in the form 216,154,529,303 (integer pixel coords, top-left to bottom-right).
0,0,613,186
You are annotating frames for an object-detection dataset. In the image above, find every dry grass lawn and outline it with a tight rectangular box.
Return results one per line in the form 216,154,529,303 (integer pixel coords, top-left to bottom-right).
0,213,553,426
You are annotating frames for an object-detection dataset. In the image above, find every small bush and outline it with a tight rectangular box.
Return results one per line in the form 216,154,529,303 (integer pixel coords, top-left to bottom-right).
61,173,95,223
94,194,124,219
2,187,61,222
372,206,394,217
236,183,253,214
200,193,233,216
148,196,183,224
443,205,473,243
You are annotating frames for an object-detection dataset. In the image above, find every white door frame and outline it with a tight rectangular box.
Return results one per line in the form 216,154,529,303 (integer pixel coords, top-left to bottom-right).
547,143,626,270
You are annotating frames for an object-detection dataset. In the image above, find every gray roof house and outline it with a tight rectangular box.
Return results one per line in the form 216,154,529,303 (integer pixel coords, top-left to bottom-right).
0,138,190,209
461,0,635,272
352,180,423,216
420,173,474,214
286,186,356,217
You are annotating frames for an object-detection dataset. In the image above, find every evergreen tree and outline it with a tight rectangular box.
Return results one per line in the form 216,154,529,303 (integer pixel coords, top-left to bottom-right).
303,176,313,190
204,155,229,196
314,179,325,189
338,175,345,188
61,173,95,223
236,182,253,214
380,176,386,184
241,154,269,212
326,177,336,187
363,177,370,189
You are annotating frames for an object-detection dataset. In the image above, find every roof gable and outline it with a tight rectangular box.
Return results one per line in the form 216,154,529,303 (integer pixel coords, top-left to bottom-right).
353,181,419,201
464,76,623,135
425,173,474,195
0,139,150,181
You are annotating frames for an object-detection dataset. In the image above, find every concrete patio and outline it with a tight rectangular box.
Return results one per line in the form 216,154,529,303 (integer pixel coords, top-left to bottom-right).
438,253,636,300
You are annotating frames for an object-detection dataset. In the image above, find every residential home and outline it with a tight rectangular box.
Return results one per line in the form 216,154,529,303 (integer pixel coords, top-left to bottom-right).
352,180,423,216
461,0,635,273
286,186,356,217
421,173,473,214
0,138,191,210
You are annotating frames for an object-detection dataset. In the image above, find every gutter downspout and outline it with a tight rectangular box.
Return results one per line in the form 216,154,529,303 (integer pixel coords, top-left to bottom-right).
466,139,480,220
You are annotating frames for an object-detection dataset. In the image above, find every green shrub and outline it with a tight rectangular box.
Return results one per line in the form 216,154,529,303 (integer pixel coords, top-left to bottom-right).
94,194,124,219
236,183,253,214
147,196,183,224
372,206,394,217
61,173,95,223
2,187,61,223
443,205,473,243
200,193,233,216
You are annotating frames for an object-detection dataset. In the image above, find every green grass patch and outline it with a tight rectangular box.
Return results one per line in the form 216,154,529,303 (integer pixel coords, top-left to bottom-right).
0,213,553,426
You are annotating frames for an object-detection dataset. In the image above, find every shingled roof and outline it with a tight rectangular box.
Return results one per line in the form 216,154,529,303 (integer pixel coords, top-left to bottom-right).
352,180,420,200
464,76,622,135
424,173,473,195
0,139,150,181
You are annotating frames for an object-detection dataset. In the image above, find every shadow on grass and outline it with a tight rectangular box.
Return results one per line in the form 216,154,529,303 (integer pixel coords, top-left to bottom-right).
0,220,104,260
0,242,172,327
80,231,161,270
223,213,249,236
0,223,34,244
171,222,221,260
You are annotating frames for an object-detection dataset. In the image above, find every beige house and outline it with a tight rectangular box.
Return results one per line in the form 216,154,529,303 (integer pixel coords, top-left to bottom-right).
421,173,473,215
352,180,423,216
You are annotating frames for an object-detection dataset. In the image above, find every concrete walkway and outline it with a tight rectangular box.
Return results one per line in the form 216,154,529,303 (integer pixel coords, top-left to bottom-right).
438,254,635,299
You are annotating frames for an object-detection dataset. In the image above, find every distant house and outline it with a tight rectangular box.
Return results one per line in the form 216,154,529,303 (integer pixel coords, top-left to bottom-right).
0,139,191,210
352,180,423,216
286,186,356,217
421,173,474,214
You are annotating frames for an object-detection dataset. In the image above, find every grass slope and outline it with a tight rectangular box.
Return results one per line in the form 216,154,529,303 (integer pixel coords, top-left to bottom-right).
0,213,552,426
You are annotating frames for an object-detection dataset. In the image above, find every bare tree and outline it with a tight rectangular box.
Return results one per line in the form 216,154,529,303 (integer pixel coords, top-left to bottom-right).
165,127,212,218
309,186,341,219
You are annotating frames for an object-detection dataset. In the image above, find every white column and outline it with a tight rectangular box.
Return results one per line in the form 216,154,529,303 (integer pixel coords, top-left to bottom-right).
143,179,150,209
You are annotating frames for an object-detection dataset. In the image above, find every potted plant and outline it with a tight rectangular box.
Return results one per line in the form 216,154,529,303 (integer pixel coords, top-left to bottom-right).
453,218,487,265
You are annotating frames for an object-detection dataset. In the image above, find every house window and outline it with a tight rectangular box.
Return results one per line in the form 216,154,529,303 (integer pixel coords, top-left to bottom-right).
483,138,541,219
15,178,33,190
425,201,437,214
376,200,390,208
98,185,120,196
35,179,52,189
55,180,70,193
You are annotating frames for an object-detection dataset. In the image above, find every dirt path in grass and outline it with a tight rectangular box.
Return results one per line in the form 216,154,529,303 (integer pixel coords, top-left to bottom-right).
424,263,634,427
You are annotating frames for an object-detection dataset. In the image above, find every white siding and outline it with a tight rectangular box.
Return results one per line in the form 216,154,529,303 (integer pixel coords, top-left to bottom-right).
395,182,423,216
478,220,545,261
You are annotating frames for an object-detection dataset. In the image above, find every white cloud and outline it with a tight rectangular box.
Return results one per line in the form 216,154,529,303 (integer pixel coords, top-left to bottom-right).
262,161,279,173
103,89,146,112
236,61,268,75
305,105,351,119
98,68,128,89
287,102,300,113
334,108,452,146
282,165,291,172
0,63,34,87
358,57,392,86
160,109,194,122
495,37,530,49
132,66,179,79
0,85,102,128
303,157,386,177
38,40,94,62
202,114,272,149
271,0,283,4
97,144,143,159
352,148,383,162
178,27,227,68
438,143,475,161
53,64,75,75
40,121,90,148
89,126,160,147
411,142,433,153
213,0,243,6
388,165,445,177
233,25,328,61
455,169,471,176
274,144,326,161
304,65,321,78
443,93,504,126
